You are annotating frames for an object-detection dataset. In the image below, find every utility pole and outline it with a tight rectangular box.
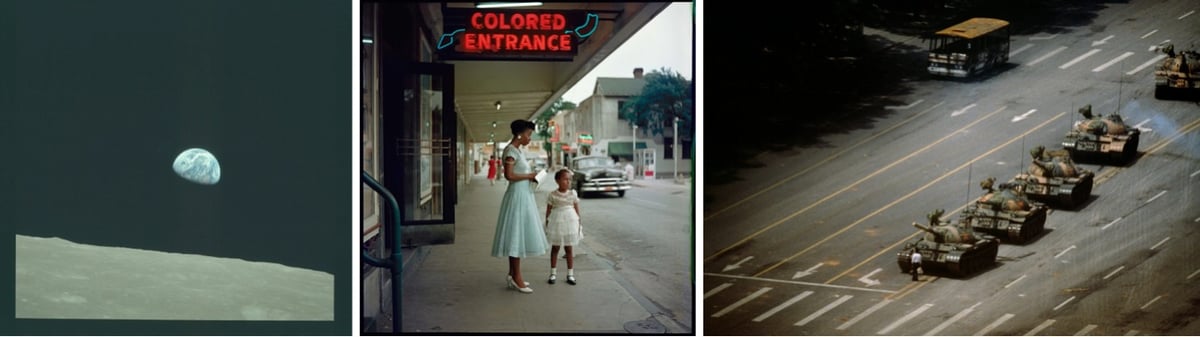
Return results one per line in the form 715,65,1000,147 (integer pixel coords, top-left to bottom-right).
632,123,639,180
673,116,679,182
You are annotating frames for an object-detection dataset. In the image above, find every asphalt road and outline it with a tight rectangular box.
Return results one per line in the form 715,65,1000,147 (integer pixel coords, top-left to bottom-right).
572,180,695,333
703,0,1200,335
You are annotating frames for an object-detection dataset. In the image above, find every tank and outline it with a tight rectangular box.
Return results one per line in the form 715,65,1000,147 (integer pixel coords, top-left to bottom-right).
1153,43,1200,99
1010,145,1095,208
959,177,1049,244
1061,104,1140,165
897,209,999,277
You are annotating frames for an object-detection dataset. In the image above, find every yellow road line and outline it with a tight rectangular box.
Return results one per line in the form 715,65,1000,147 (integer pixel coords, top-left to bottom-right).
706,105,1008,262
752,111,1066,277
705,101,944,221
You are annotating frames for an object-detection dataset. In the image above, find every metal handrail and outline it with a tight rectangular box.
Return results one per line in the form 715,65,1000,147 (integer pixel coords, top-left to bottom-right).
362,170,401,333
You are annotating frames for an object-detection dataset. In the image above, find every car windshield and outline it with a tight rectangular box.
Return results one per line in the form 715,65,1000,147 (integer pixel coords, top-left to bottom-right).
574,157,614,169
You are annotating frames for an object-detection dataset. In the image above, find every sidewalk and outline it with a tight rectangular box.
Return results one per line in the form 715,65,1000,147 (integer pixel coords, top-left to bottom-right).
391,174,667,334
630,176,692,189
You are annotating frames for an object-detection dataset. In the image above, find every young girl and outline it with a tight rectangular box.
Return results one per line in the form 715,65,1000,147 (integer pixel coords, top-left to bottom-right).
545,169,582,285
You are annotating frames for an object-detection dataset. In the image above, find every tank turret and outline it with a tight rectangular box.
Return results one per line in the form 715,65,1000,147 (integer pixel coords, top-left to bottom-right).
1154,43,1200,99
1011,145,1095,208
960,177,1049,244
1063,104,1140,165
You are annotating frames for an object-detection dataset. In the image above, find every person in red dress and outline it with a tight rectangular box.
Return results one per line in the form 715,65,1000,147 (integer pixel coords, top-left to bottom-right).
487,155,499,185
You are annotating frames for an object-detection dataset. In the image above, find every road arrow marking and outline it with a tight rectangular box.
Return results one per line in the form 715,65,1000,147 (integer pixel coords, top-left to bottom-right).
1030,33,1058,40
858,268,882,287
885,99,925,110
1141,29,1158,39
951,103,978,117
1055,245,1077,258
1092,35,1114,47
793,263,824,279
1012,109,1038,122
723,256,754,272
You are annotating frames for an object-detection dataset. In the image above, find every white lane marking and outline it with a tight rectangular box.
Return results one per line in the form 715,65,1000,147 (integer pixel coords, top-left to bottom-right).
704,283,733,299
793,263,824,279
1030,33,1059,40
1126,329,1140,336
794,294,853,326
1093,52,1136,72
1076,324,1099,336
1151,237,1171,250
1133,118,1151,129
951,103,978,117
1140,295,1162,310
1010,43,1034,57
838,299,893,330
705,273,898,294
1025,319,1057,336
1191,169,1200,178
974,313,1015,336
1028,46,1068,65
1060,48,1103,69
1189,269,1200,280
1055,296,1077,310
1102,217,1124,230
712,287,772,317
1005,274,1028,288
1181,10,1195,20
1056,245,1078,258
1012,109,1038,122
858,268,883,287
1128,55,1167,75
752,290,811,322
886,99,925,110
723,256,754,272
878,303,934,334
1146,190,1167,203
1104,266,1125,280
925,302,983,336
1092,35,1114,47
1140,29,1158,39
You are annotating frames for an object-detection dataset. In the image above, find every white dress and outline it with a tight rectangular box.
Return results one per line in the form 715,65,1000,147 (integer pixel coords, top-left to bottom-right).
545,189,582,246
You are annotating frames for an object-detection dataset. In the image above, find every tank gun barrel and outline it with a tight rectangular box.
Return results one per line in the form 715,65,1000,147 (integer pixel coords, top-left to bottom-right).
913,222,936,234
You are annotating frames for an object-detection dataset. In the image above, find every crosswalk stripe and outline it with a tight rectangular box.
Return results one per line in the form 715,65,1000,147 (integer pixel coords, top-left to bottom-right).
1025,319,1056,336
1060,49,1102,69
1125,329,1140,335
1075,324,1099,336
752,291,812,322
1028,46,1068,66
1010,44,1034,57
704,283,733,299
795,295,853,327
926,302,982,335
712,287,771,317
1127,55,1167,75
974,313,1015,336
838,299,893,330
1093,52,1135,72
879,303,934,334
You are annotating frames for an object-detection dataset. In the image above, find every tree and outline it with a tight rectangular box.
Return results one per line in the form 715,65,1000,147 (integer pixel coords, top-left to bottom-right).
534,98,576,153
620,67,694,139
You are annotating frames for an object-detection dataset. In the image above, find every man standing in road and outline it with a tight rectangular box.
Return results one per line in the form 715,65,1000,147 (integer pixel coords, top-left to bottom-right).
911,250,922,281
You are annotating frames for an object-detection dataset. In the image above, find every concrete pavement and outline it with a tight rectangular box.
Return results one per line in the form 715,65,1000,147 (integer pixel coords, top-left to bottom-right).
391,173,675,334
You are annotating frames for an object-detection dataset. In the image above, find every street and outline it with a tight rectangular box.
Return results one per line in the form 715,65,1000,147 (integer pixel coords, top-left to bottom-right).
547,178,695,333
704,0,1200,335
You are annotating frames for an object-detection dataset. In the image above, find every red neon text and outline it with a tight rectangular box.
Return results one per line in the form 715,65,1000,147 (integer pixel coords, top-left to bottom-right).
463,33,572,52
470,12,567,31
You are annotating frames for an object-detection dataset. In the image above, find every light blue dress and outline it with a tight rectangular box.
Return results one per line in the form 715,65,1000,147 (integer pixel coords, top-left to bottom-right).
491,145,549,258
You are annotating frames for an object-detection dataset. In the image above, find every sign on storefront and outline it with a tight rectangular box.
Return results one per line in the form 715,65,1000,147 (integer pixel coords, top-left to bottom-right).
437,8,598,61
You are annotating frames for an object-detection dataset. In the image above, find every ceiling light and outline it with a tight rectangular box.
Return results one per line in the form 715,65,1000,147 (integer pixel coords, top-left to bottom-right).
476,2,543,9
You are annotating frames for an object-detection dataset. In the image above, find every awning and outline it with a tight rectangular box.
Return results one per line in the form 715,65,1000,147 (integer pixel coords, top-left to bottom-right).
607,141,649,157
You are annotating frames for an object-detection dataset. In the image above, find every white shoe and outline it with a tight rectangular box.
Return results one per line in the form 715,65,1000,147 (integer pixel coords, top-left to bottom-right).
506,275,529,289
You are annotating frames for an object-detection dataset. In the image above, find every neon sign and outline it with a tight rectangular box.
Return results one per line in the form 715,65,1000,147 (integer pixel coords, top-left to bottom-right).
439,9,598,61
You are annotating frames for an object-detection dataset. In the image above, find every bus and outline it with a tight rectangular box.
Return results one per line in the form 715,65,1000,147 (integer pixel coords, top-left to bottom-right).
927,18,1011,78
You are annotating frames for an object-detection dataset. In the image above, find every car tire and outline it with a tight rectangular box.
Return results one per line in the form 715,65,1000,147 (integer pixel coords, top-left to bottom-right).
618,190,625,197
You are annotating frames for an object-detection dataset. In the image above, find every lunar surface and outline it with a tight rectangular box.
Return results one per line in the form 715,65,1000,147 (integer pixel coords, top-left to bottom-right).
15,235,333,320
172,148,221,185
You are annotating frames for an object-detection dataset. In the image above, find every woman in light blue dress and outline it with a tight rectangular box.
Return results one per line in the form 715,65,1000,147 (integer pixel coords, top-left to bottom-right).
492,119,549,293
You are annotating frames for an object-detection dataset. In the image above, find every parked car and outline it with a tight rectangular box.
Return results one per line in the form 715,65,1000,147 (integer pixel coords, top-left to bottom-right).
568,156,631,197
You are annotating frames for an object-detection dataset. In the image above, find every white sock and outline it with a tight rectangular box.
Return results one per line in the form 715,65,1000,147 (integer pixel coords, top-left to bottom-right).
567,269,574,277
550,268,557,275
